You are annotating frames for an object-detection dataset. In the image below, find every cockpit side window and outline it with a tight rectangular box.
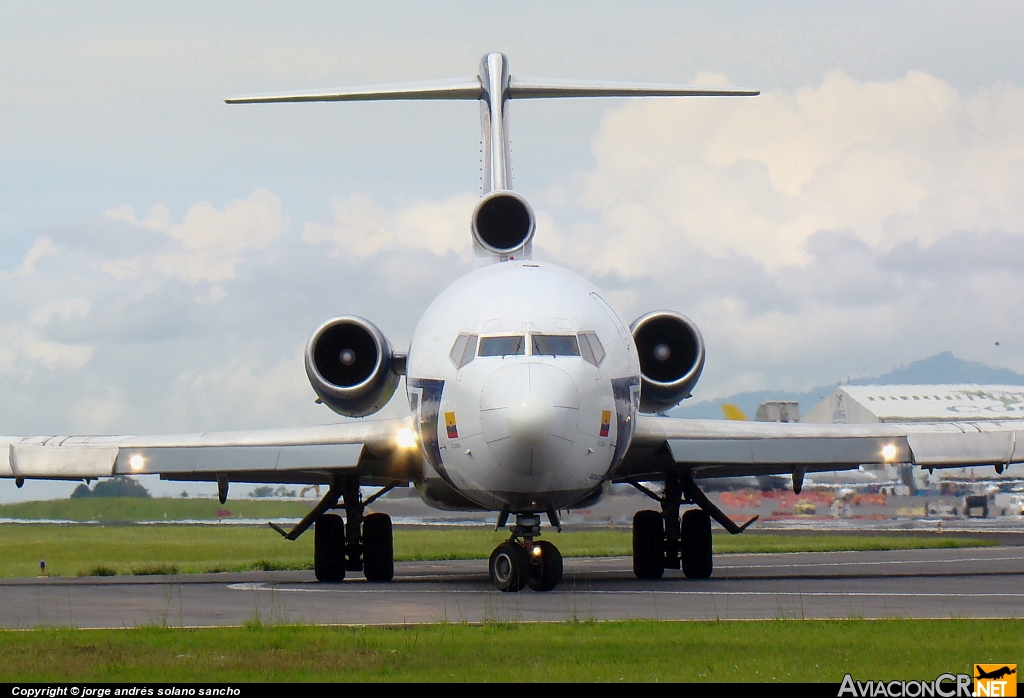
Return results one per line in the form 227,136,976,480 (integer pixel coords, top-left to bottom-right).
532,334,580,357
478,335,525,357
578,332,606,366
449,333,478,368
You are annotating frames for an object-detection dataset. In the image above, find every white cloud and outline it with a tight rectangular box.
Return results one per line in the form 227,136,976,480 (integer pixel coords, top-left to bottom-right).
0,325,93,374
14,238,57,277
68,388,125,433
576,71,1024,271
303,193,477,261
526,72,1024,397
30,299,90,327
104,189,284,284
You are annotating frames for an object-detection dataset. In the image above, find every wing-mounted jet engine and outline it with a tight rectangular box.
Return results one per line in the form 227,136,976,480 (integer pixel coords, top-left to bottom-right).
631,311,705,413
305,316,404,417
471,190,535,263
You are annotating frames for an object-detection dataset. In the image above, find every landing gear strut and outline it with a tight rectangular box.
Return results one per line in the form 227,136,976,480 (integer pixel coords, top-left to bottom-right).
629,471,757,581
488,513,563,592
269,474,397,583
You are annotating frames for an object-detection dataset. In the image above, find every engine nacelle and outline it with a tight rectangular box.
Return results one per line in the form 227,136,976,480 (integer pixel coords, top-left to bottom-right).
471,190,535,258
305,316,401,417
631,310,706,413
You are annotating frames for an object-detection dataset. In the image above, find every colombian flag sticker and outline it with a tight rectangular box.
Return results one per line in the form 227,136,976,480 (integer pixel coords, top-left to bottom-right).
445,411,459,439
599,410,611,437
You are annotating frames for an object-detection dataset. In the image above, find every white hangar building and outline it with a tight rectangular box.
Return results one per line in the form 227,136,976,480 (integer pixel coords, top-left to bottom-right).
803,385,1024,424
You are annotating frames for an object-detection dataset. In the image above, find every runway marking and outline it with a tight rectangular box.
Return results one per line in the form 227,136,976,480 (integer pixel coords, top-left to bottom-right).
228,583,1024,599
716,555,1023,570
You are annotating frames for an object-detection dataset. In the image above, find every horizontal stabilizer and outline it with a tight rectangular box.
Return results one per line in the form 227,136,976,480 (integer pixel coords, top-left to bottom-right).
226,78,482,104
226,78,758,105
508,77,759,99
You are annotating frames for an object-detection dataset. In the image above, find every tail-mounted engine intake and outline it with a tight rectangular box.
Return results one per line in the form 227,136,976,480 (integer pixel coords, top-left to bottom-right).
305,316,402,417
631,311,705,413
471,190,535,259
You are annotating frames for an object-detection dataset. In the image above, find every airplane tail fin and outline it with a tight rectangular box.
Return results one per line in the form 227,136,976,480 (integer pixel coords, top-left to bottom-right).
721,404,748,421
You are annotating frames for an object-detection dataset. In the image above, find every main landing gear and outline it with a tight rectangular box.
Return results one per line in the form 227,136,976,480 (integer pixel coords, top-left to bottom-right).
488,513,563,592
629,471,758,581
269,474,397,583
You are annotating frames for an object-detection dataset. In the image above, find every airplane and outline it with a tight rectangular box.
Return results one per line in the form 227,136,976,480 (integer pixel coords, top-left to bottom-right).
975,667,1017,681
4,53,1024,592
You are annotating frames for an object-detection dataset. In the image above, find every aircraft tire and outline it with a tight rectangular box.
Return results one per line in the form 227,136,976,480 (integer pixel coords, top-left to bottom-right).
314,513,346,582
632,509,665,580
362,512,394,582
526,540,563,592
489,541,530,592
681,508,713,579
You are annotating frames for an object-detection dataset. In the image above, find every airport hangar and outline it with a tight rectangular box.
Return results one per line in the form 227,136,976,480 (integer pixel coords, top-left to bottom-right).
758,385,1024,487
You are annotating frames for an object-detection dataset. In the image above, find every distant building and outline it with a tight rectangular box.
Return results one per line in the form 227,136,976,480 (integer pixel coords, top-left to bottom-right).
803,385,1024,424
755,401,800,423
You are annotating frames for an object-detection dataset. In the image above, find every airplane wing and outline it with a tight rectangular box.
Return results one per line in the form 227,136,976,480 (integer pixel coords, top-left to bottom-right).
615,414,1023,481
0,418,421,486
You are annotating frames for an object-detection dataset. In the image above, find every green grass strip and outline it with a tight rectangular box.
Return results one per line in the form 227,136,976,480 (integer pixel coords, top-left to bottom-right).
0,525,997,579
0,497,316,522
0,619,1019,682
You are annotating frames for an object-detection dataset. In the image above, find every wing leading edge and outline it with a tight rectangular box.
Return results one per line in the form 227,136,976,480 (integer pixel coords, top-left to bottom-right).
0,418,420,486
616,415,1023,481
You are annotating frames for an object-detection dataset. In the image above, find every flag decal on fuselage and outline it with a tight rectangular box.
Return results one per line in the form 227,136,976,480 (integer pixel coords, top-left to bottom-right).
599,410,611,437
444,411,459,439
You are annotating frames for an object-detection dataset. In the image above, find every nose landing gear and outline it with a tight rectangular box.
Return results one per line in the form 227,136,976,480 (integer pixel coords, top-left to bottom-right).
488,513,564,592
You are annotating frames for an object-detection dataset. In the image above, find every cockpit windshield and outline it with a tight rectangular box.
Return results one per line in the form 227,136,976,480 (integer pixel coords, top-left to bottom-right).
531,334,580,357
478,335,525,357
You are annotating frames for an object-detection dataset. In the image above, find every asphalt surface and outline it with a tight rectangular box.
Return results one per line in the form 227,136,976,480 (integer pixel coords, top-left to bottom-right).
1,546,1022,628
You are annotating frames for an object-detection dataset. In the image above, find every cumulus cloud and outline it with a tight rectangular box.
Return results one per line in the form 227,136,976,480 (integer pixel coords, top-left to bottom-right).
530,72,1024,397
104,188,284,283
2,70,1023,439
68,388,125,433
572,71,1024,272
303,193,477,261
14,238,57,277
0,324,93,374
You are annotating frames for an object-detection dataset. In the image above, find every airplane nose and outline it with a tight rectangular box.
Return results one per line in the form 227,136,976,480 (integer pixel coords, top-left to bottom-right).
505,395,555,445
480,363,580,476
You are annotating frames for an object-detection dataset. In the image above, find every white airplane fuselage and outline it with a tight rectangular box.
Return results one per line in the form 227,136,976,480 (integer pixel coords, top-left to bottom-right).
406,260,642,513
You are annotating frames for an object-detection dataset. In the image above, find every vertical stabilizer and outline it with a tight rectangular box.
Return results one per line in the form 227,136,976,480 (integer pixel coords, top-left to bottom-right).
479,52,513,195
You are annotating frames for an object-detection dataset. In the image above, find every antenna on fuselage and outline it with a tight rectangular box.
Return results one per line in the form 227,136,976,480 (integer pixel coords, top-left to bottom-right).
226,53,759,262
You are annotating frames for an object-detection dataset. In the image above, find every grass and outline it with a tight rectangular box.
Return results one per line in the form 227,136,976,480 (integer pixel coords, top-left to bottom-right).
0,619,1018,681
0,524,998,579
0,496,315,522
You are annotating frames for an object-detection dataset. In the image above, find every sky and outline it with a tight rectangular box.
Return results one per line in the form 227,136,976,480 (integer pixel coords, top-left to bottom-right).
2,1,1023,500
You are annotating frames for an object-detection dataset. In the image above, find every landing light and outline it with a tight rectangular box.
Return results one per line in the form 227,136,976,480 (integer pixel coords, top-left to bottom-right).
531,545,542,557
881,444,898,462
395,428,418,450
129,454,145,471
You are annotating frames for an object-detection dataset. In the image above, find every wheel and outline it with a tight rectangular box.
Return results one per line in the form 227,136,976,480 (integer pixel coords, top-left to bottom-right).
680,509,713,579
314,513,346,582
632,510,664,580
526,540,563,591
489,541,530,592
362,512,394,582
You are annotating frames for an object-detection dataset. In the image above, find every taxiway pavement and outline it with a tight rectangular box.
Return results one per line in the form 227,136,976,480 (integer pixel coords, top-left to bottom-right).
1,546,1021,629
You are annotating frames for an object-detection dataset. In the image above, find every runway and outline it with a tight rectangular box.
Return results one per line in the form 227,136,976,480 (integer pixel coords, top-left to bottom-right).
1,546,1021,629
